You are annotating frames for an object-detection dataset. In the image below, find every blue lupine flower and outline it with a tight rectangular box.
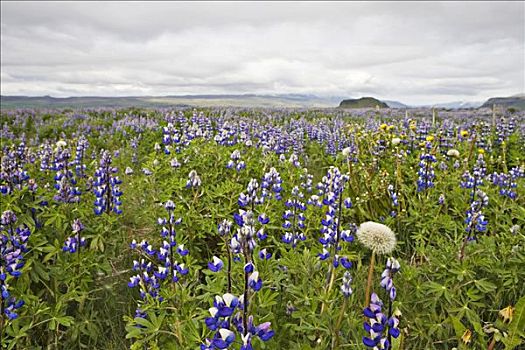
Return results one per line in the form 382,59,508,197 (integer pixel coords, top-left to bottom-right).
1,210,31,320
186,170,201,188
208,256,224,272
226,150,246,172
261,167,283,201
340,271,353,297
461,153,487,201
417,152,436,192
93,150,122,215
258,248,272,260
177,244,189,256
363,293,390,349
380,257,401,301
281,186,308,248
63,219,86,253
465,190,489,241
218,220,233,236
488,168,521,200
248,271,262,291
387,185,399,217
128,199,189,328
258,214,269,225
1,145,31,195
318,248,330,260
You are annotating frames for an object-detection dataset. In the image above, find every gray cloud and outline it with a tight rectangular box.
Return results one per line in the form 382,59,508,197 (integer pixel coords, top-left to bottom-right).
1,1,524,104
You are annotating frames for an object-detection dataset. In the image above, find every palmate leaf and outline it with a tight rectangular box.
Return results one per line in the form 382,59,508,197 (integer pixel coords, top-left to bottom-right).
504,295,525,350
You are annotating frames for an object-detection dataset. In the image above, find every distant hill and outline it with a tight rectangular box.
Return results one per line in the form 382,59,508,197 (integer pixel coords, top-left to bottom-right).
0,94,341,109
480,94,525,110
338,97,388,109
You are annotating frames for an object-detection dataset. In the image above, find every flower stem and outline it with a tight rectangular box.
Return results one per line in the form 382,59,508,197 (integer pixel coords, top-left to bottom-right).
331,297,348,349
364,251,376,308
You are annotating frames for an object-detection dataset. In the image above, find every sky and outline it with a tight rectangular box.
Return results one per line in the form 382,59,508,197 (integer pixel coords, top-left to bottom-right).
1,1,524,105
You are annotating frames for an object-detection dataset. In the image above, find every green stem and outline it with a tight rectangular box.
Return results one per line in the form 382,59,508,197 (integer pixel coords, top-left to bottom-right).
332,297,348,349
364,251,376,308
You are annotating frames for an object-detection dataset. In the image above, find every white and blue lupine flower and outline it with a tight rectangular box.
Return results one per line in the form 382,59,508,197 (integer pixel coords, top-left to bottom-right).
177,244,189,256
212,328,236,349
258,248,272,260
318,248,330,260
417,152,437,192
208,256,224,272
340,271,353,298
248,271,262,291
258,213,269,225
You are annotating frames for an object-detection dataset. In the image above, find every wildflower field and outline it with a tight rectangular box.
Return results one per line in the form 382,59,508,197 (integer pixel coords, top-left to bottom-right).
0,107,524,350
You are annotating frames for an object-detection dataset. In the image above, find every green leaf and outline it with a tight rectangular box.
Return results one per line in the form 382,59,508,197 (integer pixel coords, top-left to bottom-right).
449,316,466,339
474,279,497,293
504,295,525,349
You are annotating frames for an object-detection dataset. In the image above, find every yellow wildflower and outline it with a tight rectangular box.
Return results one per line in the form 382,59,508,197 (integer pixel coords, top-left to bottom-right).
461,329,472,344
499,306,514,323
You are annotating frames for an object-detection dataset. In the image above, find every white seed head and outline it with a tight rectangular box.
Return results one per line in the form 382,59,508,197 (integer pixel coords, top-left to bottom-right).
356,221,397,255
447,149,460,158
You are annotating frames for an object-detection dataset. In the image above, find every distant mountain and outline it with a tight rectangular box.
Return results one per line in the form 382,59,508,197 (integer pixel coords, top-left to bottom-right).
338,97,388,109
431,101,483,109
481,95,525,110
383,100,408,108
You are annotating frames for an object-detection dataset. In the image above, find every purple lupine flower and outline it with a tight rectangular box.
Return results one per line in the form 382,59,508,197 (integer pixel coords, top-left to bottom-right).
1,210,31,320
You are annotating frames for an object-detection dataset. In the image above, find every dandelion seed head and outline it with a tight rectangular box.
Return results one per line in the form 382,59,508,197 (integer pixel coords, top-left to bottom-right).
356,221,396,255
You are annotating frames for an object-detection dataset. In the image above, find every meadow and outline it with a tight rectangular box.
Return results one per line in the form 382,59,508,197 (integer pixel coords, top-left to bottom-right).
0,107,524,350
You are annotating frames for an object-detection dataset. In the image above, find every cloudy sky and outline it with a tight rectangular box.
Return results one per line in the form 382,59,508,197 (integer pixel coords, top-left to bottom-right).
1,1,524,105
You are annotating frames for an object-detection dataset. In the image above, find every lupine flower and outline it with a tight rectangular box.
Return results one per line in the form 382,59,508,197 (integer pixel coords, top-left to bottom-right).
170,158,181,168
488,169,520,200
261,167,283,201
380,257,401,301
63,219,86,253
461,153,487,202
73,136,89,178
258,248,272,260
340,271,353,297
417,148,437,192
0,146,30,195
218,220,233,236
248,271,262,291
93,150,122,215
1,210,31,320
186,170,202,188
203,291,274,348
387,185,399,217
52,143,81,203
208,256,224,272
226,150,246,172
316,167,354,270
465,190,489,241
128,199,188,327
281,186,307,248
363,291,400,349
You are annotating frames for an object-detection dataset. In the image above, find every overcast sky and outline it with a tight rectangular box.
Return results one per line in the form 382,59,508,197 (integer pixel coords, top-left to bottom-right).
1,1,524,105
